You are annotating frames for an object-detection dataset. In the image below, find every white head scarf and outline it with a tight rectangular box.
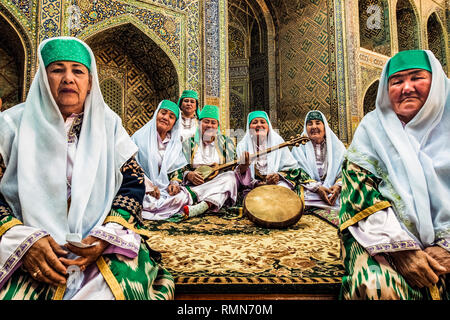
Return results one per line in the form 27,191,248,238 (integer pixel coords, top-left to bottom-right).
131,101,187,190
236,111,298,178
292,110,346,188
346,50,450,246
0,37,137,244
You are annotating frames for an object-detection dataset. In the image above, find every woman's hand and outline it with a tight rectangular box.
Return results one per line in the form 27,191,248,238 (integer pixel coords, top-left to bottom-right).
168,183,181,196
424,246,450,274
60,236,110,271
316,185,333,205
22,235,69,286
328,184,341,205
187,171,204,186
238,151,250,175
390,249,446,288
265,173,279,185
147,185,160,199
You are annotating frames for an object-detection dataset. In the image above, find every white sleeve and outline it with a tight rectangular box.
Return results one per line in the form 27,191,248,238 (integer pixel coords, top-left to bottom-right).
0,226,49,287
348,207,421,256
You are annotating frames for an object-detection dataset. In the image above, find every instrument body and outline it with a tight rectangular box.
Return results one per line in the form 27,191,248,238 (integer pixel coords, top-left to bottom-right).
194,134,310,181
244,185,304,229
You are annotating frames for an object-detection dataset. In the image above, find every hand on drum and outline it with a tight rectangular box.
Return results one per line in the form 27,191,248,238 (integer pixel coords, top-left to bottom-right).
265,173,279,185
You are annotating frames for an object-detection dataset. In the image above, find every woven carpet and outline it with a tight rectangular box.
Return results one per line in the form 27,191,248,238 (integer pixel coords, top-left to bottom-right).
144,207,344,295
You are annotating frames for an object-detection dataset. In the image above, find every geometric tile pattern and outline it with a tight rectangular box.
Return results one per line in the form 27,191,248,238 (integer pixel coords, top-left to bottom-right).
204,0,221,97
359,0,391,56
396,0,420,51
275,0,337,138
427,13,447,69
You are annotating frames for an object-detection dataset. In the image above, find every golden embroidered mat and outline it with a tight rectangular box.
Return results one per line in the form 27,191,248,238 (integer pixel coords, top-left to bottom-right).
144,209,344,296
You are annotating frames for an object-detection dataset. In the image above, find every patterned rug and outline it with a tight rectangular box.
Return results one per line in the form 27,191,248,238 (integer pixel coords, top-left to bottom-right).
144,207,344,295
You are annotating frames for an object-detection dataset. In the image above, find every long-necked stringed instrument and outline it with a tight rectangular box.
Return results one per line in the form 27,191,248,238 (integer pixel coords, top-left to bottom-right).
194,134,310,181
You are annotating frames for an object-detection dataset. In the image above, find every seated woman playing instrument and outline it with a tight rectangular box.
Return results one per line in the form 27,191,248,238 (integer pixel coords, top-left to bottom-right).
236,110,301,197
292,110,346,210
0,37,174,300
132,100,191,221
181,105,251,217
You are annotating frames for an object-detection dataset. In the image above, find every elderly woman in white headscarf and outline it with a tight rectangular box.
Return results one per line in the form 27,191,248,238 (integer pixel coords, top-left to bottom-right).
132,100,190,220
236,110,300,196
0,37,174,300
339,50,449,300
291,110,346,210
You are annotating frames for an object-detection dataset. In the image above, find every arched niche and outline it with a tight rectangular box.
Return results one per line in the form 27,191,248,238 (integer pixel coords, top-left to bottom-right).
396,0,420,51
84,23,179,135
363,80,379,115
228,0,273,130
0,11,27,110
427,12,447,72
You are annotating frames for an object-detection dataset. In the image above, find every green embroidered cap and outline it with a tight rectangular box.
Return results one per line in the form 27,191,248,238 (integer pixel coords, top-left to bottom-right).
306,111,324,123
199,105,219,122
177,90,200,117
41,38,92,71
248,110,269,126
159,99,180,120
387,50,432,79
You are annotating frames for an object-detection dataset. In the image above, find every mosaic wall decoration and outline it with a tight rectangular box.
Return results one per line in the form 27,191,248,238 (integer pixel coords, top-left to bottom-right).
332,0,349,142
427,13,447,70
447,8,450,36
69,0,181,58
229,87,247,130
63,0,201,96
359,0,391,56
396,0,420,51
40,0,62,40
228,24,249,130
204,0,221,98
274,0,338,139
228,26,246,60
100,78,123,118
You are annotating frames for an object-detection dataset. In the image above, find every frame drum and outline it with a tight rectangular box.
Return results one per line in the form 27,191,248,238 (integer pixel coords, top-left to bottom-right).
244,185,304,228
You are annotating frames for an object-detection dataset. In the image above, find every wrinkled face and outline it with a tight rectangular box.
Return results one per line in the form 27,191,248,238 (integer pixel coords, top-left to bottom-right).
200,117,219,142
249,117,269,140
306,119,325,144
46,61,92,119
388,68,432,124
156,108,177,134
180,97,197,117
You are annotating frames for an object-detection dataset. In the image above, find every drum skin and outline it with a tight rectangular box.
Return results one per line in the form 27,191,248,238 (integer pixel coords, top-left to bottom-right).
244,185,304,229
